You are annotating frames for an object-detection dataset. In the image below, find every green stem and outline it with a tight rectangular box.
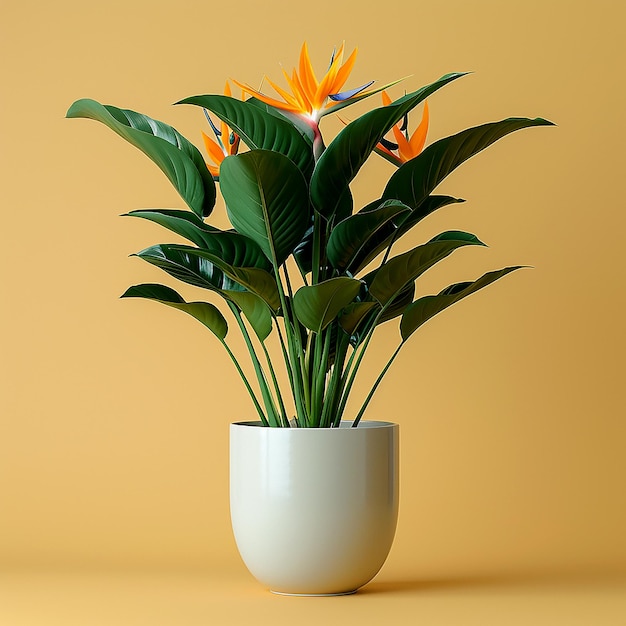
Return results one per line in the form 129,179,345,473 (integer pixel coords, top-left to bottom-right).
259,337,289,427
283,265,310,426
276,320,305,427
228,303,279,427
313,326,332,427
321,329,349,428
218,338,268,426
352,344,403,427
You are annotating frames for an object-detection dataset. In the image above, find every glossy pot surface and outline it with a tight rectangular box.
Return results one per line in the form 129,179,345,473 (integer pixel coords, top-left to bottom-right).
230,420,399,595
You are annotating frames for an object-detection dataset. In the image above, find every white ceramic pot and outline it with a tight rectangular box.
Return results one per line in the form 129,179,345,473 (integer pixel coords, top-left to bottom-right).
230,420,399,596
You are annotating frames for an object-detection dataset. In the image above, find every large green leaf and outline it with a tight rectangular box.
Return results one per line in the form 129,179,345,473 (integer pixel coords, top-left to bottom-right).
400,266,522,341
178,95,314,177
121,283,227,339
382,117,555,207
66,99,216,218
293,224,314,276
339,301,378,336
327,200,411,271
309,73,466,219
293,277,362,333
366,231,485,306
223,290,273,341
220,150,310,266
396,195,466,238
245,97,316,144
171,247,281,313
136,244,240,292
123,209,220,248
378,281,415,324
348,196,466,275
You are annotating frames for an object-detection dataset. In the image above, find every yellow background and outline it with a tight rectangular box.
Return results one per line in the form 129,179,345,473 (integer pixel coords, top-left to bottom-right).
1,0,625,623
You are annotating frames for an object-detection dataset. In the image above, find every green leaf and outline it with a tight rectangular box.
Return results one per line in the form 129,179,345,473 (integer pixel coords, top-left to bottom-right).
395,195,466,238
327,200,411,271
339,301,378,336
379,281,416,324
123,209,221,248
310,73,466,219
366,231,485,306
178,95,314,177
121,283,227,339
220,150,310,266
400,266,523,341
223,290,273,342
382,117,555,208
171,247,281,313
136,244,241,292
293,224,314,276
245,97,315,144
347,196,465,275
293,277,362,333
66,99,216,218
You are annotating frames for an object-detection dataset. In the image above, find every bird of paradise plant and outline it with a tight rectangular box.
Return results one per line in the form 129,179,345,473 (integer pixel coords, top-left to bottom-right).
66,43,553,428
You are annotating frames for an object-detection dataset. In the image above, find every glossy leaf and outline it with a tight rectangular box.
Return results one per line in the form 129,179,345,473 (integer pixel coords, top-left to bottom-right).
396,195,466,238
400,266,523,341
293,224,314,276
121,283,227,339
327,200,411,271
178,95,315,177
366,232,485,306
136,244,241,292
293,277,362,333
245,97,316,144
220,150,310,266
66,99,216,217
339,301,378,336
383,117,555,208
172,247,281,313
123,209,220,247
348,196,465,275
378,281,416,324
223,290,273,341
310,73,466,219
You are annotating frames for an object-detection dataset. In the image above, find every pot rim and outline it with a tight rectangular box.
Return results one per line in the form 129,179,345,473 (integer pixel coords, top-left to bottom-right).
231,420,397,430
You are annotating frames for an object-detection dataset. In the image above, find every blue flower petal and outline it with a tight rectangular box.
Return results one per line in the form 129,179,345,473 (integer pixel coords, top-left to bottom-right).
203,109,221,137
329,80,375,101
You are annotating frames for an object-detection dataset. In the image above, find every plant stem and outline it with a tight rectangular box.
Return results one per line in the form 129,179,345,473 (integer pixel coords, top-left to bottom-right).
352,344,403,427
259,337,289,427
282,265,310,426
321,329,349,427
228,303,279,427
275,319,304,426
218,338,268,426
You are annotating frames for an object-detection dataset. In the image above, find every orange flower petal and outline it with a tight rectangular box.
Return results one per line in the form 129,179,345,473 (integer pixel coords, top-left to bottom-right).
329,47,358,96
313,43,344,110
266,74,304,110
298,41,318,99
280,68,310,112
392,124,412,162
231,79,301,113
381,90,392,106
408,101,429,157
202,130,226,165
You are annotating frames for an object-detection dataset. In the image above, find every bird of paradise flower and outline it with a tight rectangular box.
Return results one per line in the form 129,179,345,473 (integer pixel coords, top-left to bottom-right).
375,90,430,167
233,42,377,123
202,82,241,178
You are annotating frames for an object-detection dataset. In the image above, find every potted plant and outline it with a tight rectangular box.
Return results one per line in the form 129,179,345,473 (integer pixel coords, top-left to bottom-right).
67,42,552,595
